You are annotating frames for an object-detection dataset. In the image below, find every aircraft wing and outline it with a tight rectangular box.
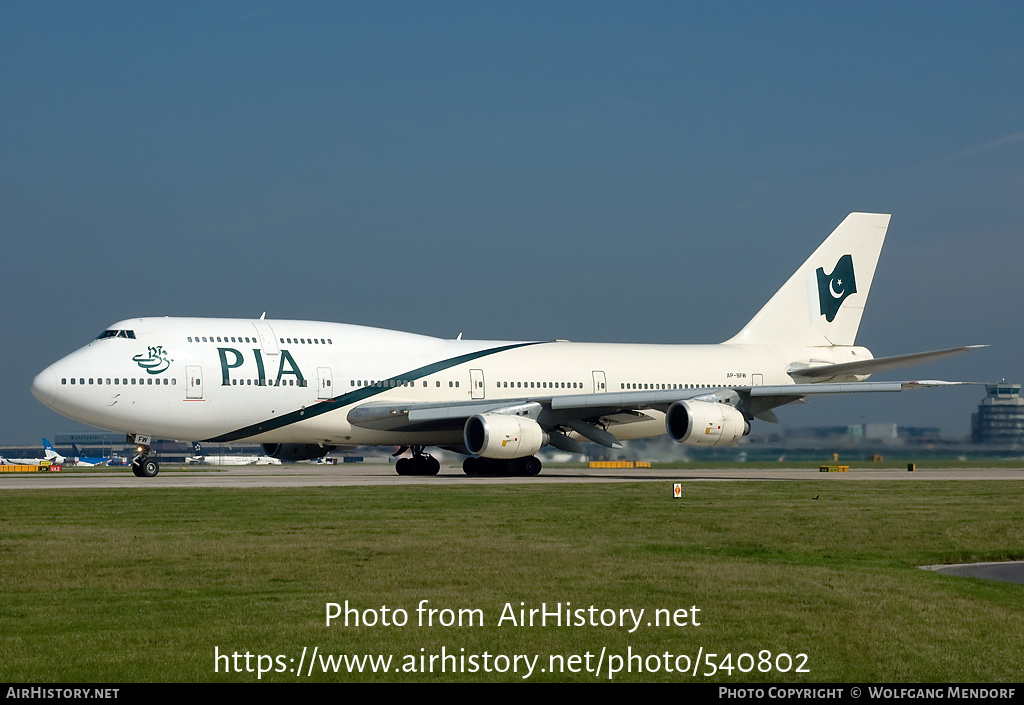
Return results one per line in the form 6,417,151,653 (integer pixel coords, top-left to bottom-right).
348,389,708,430
347,378,970,448
347,390,711,451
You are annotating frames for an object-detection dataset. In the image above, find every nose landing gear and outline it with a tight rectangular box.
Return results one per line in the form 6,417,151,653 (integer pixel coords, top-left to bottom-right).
130,439,159,478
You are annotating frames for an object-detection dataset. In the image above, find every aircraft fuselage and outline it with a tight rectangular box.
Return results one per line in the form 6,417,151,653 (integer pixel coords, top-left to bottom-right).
31,316,865,447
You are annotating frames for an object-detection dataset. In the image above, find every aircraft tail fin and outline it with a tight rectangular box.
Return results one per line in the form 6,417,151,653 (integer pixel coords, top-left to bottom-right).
42,438,60,460
724,212,890,348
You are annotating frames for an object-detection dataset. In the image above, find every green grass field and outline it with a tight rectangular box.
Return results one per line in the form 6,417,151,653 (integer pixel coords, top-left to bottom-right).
2,481,1022,682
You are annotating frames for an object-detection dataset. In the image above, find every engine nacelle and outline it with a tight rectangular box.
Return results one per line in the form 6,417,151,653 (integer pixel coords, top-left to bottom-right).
261,443,336,462
665,400,750,448
464,414,547,459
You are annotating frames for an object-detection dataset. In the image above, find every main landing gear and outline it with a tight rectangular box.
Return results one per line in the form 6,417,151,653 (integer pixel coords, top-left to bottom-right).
395,446,441,476
462,455,542,477
131,445,159,478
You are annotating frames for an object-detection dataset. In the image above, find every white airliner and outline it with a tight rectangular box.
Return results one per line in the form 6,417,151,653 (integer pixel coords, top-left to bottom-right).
0,439,66,466
185,442,283,466
31,213,979,478
69,443,115,466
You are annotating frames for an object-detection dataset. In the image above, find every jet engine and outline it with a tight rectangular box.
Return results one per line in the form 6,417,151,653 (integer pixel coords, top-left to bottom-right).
261,443,336,462
464,413,547,459
665,400,750,447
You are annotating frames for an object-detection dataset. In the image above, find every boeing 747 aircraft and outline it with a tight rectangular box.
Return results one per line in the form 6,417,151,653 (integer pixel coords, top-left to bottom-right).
31,213,979,478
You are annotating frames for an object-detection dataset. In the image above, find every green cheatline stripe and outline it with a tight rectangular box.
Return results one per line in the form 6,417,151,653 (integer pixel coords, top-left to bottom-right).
205,341,541,442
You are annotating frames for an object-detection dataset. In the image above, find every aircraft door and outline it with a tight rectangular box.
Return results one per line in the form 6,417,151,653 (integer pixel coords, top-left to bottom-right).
186,366,204,399
470,369,485,400
592,370,607,393
317,367,334,400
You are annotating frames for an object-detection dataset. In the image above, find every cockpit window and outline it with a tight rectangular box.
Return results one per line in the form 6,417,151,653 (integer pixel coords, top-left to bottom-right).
96,329,136,340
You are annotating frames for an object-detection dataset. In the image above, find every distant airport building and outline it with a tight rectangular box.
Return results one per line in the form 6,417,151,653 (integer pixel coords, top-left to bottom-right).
971,383,1024,444
54,432,125,446
782,424,940,443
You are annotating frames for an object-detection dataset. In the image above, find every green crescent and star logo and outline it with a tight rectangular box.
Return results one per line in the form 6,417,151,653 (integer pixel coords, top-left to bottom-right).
133,346,173,374
816,254,856,322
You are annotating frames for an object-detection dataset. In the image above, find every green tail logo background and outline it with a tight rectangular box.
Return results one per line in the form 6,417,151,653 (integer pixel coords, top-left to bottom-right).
816,254,856,322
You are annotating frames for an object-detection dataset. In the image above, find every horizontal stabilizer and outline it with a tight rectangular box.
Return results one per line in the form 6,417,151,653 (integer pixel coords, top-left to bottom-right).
747,380,971,397
788,346,985,381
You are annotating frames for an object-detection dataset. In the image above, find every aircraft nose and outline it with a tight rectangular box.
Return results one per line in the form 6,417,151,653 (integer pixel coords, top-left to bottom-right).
32,367,58,407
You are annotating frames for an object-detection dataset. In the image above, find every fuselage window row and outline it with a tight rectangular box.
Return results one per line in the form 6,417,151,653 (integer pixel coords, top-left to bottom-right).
62,378,177,385
347,380,462,389
228,379,308,386
495,381,584,389
59,377,319,388
185,336,332,345
59,376,715,390
619,383,713,390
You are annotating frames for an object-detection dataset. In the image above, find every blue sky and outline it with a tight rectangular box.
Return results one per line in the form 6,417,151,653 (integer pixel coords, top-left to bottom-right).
3,2,1022,443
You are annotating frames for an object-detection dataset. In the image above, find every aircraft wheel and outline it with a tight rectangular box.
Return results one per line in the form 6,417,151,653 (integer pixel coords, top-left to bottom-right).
395,458,410,476
463,457,479,475
478,458,503,476
521,456,542,476
137,458,159,478
425,456,440,476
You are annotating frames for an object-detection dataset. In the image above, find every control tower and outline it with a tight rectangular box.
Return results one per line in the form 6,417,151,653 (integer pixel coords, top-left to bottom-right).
971,383,1024,444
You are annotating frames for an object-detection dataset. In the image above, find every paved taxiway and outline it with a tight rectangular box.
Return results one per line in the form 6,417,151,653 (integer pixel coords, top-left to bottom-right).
922,561,1024,585
3,463,1024,488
